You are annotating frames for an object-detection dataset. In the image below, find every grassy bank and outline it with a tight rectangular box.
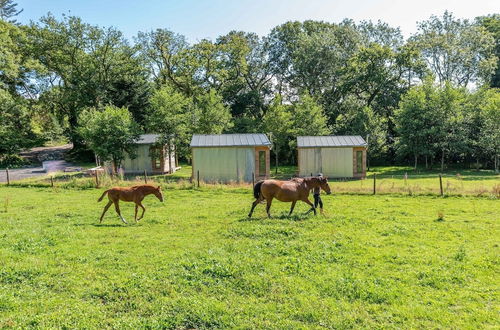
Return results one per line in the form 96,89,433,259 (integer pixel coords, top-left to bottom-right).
0,185,498,328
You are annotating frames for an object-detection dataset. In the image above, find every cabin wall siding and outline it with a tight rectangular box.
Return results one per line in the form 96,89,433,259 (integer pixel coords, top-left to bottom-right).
192,147,257,182
298,147,354,178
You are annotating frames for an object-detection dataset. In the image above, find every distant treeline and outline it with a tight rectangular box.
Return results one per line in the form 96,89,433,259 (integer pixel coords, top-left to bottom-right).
0,0,498,171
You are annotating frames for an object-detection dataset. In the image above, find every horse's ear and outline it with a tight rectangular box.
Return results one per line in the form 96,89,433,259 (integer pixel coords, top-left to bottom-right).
157,186,161,190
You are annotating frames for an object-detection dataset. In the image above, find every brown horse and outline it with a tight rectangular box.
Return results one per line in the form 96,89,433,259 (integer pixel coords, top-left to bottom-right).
248,177,331,218
97,185,164,224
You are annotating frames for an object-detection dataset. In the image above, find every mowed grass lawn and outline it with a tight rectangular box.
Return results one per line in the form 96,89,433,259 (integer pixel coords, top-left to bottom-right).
0,185,498,328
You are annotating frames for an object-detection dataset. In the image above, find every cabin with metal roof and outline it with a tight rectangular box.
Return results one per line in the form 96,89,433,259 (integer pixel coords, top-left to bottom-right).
121,134,177,175
190,134,271,183
297,136,367,178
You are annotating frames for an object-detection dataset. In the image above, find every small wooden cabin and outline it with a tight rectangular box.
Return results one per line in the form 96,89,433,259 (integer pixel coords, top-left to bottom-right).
122,134,177,175
190,134,271,183
297,136,367,178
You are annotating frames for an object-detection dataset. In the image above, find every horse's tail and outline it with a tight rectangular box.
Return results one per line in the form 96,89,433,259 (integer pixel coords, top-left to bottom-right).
253,180,265,199
97,190,110,202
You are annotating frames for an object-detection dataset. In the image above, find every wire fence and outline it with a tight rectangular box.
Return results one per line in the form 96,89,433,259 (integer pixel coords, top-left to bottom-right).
2,168,499,198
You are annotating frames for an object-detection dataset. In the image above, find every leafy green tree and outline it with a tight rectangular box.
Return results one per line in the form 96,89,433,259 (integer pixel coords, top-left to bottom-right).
78,106,140,173
192,89,233,134
0,90,38,162
478,90,500,172
334,97,388,162
28,15,150,156
412,11,497,87
147,85,192,160
477,14,500,87
289,94,330,160
394,81,436,168
0,0,22,23
263,95,292,172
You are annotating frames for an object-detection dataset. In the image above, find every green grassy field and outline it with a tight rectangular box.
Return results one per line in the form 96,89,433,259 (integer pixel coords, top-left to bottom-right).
0,181,498,328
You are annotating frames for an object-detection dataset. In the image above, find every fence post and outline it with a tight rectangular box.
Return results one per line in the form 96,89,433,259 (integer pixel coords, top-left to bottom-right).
50,175,54,187
6,168,10,186
197,170,200,188
94,170,99,188
373,173,376,195
252,172,255,188
144,170,148,184
439,174,443,196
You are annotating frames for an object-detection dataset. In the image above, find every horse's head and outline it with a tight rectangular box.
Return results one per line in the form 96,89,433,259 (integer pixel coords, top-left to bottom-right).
154,186,164,202
319,176,331,195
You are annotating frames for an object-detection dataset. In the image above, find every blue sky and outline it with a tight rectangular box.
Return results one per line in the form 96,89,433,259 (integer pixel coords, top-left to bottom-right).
16,0,499,42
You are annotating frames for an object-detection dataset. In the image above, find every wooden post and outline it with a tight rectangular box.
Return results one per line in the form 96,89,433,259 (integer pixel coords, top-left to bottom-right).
197,170,200,188
6,168,10,186
439,174,443,196
144,169,148,184
94,170,99,188
50,176,54,187
373,173,376,195
252,172,255,188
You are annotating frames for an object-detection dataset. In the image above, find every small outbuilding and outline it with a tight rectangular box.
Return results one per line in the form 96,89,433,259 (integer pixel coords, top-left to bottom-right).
122,134,177,175
190,134,271,183
297,136,367,178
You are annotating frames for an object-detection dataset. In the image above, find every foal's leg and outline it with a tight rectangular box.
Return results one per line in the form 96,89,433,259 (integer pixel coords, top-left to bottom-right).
134,204,139,222
113,201,128,224
137,202,146,221
303,198,316,216
266,197,273,218
289,200,297,216
100,201,113,223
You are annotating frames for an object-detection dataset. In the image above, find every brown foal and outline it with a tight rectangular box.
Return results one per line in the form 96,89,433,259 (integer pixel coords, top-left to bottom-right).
248,177,331,218
97,185,163,224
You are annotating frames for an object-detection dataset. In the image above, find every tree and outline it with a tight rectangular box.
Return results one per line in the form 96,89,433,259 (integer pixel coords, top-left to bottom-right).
78,106,140,173
0,0,22,23
27,14,150,156
412,11,497,87
478,90,500,172
147,85,192,162
394,81,436,168
477,14,500,88
263,95,292,173
289,94,330,158
0,89,38,162
192,89,233,134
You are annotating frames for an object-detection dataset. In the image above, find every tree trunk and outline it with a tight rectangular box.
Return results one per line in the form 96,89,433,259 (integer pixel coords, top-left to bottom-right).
414,154,418,170
495,154,499,174
168,143,173,174
275,146,279,175
476,157,480,171
441,150,445,172
425,155,428,169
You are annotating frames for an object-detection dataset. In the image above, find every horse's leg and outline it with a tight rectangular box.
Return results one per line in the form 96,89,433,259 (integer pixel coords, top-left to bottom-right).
303,198,316,216
289,200,297,216
134,204,138,222
248,197,261,218
100,201,113,223
266,197,273,218
113,201,128,224
137,202,146,221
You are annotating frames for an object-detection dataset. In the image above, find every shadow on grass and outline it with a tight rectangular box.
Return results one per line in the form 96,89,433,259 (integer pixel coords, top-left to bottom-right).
73,223,126,227
238,212,311,222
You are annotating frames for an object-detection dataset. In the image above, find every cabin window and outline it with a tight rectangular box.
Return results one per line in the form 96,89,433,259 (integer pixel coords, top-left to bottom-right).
356,150,363,173
259,150,266,175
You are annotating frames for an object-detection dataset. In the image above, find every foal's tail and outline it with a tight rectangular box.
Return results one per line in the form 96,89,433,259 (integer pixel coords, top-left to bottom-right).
97,190,110,202
253,180,264,199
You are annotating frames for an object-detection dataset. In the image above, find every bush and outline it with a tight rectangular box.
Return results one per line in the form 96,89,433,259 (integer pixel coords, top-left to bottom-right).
0,154,27,168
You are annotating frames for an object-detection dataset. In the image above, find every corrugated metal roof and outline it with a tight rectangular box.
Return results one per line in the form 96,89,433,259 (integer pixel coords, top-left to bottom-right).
135,134,160,144
191,134,271,147
297,136,367,147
